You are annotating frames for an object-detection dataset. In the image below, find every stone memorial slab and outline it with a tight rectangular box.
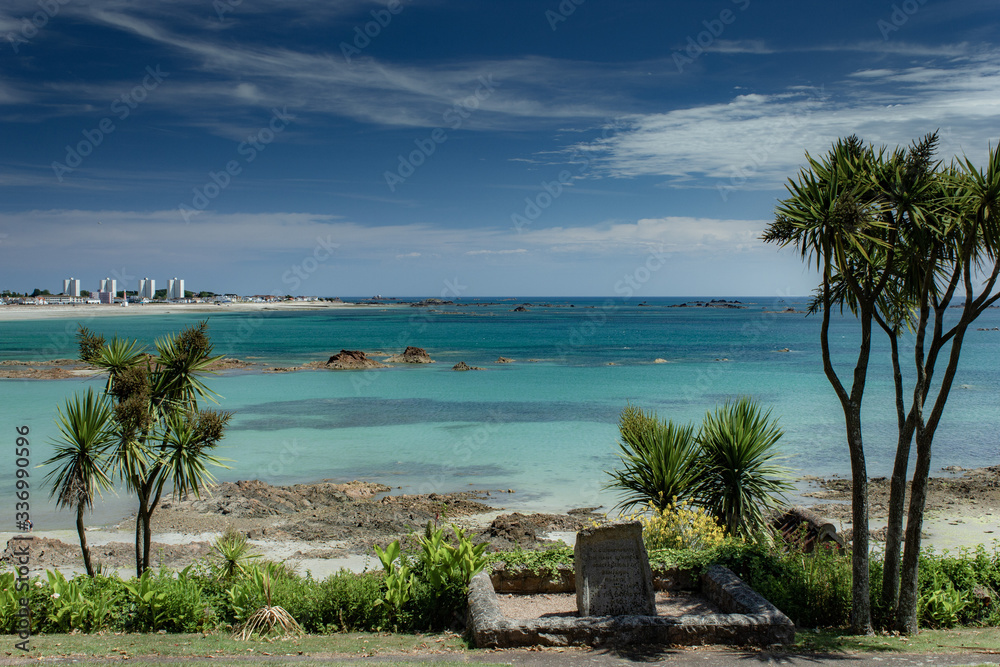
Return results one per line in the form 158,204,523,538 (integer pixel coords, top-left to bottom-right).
575,521,656,616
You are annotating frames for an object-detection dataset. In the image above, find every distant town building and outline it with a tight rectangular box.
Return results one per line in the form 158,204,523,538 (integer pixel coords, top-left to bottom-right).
98,291,113,304
168,277,185,300
139,278,155,299
99,278,117,296
63,277,81,297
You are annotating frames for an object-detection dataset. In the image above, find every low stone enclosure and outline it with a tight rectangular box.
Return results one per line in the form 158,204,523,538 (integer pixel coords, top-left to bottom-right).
468,564,794,648
467,522,794,648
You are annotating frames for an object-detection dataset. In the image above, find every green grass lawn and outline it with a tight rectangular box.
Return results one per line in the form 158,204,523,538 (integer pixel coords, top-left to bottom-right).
792,627,1000,654
3,631,469,661
4,627,1000,664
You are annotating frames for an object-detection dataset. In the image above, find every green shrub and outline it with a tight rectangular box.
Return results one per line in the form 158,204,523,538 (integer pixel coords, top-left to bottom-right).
157,567,216,633
913,545,1000,627
483,546,573,577
317,571,389,631
694,397,792,538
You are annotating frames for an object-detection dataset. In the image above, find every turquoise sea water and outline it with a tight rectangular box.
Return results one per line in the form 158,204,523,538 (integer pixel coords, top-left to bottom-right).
2,296,999,530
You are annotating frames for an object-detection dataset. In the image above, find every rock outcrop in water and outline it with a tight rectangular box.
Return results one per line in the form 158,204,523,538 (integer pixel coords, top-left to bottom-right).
453,361,485,371
384,346,435,363
325,350,388,369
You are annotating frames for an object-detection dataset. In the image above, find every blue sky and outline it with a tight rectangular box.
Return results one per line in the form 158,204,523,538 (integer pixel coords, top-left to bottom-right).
1,0,998,297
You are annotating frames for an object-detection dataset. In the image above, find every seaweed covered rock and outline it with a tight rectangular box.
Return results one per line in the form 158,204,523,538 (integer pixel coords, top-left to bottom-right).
385,346,435,363
325,350,388,369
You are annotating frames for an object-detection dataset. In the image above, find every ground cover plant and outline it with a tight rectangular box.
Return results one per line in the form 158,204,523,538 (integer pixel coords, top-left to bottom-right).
3,539,1000,640
1,522,488,637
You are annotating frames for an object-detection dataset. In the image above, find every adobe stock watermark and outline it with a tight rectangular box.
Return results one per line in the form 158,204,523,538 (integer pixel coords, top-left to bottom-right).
51,66,169,183
5,0,70,54
877,0,928,40
678,288,791,402
545,0,586,31
672,0,751,73
418,410,504,495
716,86,825,202
383,75,500,192
178,107,294,223
13,424,33,652
511,171,574,233
340,0,410,63
218,234,338,355
554,247,669,361
348,274,468,395
510,121,619,234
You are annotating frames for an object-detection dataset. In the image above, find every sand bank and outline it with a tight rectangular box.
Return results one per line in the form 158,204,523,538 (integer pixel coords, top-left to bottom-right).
0,300,375,322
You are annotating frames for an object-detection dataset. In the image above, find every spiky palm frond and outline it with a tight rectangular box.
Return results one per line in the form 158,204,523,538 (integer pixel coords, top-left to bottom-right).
234,570,302,640
154,406,231,501
151,321,224,409
605,404,701,512
211,527,262,581
694,397,792,538
44,388,116,510
94,336,146,376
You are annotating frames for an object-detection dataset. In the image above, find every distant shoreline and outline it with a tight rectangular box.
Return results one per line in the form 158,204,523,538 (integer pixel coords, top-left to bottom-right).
0,300,380,322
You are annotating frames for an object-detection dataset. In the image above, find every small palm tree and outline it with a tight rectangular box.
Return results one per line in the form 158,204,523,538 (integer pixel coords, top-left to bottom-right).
43,388,116,576
606,404,701,512
211,527,262,580
694,397,791,538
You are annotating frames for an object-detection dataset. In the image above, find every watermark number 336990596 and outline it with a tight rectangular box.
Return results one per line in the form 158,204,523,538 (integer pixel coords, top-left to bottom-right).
13,425,33,652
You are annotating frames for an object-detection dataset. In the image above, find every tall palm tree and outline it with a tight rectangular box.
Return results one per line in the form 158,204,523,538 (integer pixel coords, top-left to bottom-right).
43,388,116,577
763,135,898,634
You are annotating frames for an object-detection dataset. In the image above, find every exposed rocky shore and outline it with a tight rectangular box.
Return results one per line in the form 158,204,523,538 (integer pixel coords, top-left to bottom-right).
10,468,1000,574
802,466,1000,522
5,479,598,572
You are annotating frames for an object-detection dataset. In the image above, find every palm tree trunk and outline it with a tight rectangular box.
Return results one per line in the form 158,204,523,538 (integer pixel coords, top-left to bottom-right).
896,428,932,633
881,411,916,621
135,510,144,577
77,503,95,577
141,508,153,573
846,408,872,635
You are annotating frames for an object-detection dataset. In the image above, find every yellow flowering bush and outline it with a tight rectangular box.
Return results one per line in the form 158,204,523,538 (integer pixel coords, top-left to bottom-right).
626,501,726,551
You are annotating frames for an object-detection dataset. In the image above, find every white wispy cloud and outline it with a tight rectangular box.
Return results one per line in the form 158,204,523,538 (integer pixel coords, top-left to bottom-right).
465,249,527,255
0,210,765,263
579,53,1000,190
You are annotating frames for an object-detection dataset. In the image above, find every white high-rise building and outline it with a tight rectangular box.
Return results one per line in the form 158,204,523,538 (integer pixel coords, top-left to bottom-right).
168,278,185,300
63,278,81,297
99,278,117,296
139,278,155,299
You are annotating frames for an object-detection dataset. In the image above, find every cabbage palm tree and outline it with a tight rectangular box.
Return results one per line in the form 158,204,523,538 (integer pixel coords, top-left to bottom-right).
693,397,791,538
606,404,700,512
76,321,231,575
43,388,116,577
763,135,898,634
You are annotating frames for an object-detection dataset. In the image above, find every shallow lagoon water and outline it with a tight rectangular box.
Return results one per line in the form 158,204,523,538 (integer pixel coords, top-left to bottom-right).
2,296,998,530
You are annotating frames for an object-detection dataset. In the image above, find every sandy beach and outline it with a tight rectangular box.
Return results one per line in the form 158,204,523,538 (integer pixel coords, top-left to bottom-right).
0,300,375,322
